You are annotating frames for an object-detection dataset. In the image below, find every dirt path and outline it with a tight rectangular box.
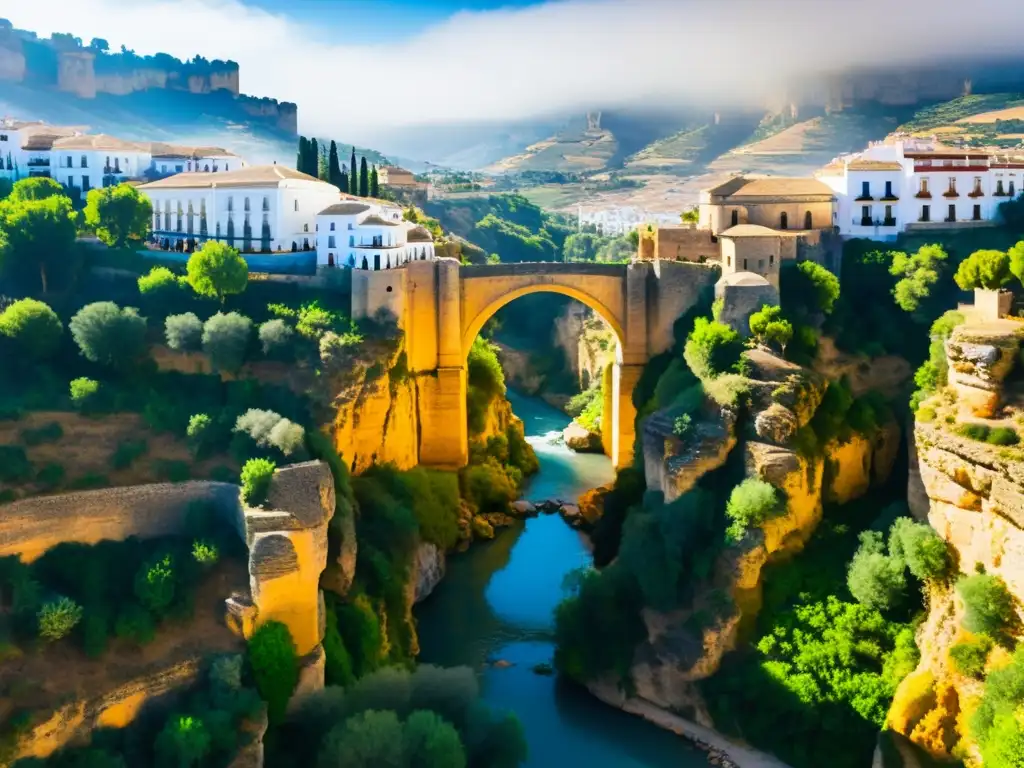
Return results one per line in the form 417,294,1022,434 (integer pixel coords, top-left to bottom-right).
588,681,794,768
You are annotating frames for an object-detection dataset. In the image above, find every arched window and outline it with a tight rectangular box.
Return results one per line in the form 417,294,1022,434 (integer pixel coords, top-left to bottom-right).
804,211,813,230
780,212,788,230
730,210,739,227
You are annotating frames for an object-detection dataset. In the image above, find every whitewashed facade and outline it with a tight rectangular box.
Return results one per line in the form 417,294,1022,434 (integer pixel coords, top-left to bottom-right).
316,197,436,270
137,166,338,253
817,138,1024,241
0,119,243,192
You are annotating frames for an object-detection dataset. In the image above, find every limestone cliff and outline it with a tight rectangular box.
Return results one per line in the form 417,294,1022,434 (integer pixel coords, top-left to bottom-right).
632,349,900,718
892,319,1024,763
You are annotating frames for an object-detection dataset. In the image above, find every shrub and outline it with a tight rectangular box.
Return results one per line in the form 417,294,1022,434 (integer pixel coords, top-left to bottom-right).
258,319,295,357
749,304,793,354
247,620,298,725
241,458,276,506
134,554,176,616
673,413,692,438
138,266,183,295
164,312,203,351
460,461,518,514
0,445,31,483
957,422,991,441
402,709,467,767
466,337,505,434
916,406,937,422
684,317,744,380
318,710,406,766
191,540,219,566
20,421,63,446
949,635,993,679
35,463,65,490
724,478,782,542
69,302,148,368
114,603,156,645
234,409,305,457
186,413,212,455
0,298,63,360
37,596,83,641
987,426,1019,446
70,377,100,409
110,438,148,470
202,312,252,373
957,573,1015,635
969,645,1024,768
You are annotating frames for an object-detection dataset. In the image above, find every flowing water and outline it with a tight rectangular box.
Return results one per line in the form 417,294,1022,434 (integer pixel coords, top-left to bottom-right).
415,390,708,767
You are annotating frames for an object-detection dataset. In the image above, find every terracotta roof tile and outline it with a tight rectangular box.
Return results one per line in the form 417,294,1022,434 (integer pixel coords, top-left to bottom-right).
719,224,781,238
138,165,330,190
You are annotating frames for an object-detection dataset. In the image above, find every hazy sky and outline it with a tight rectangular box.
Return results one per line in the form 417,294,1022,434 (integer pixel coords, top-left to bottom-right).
2,0,1023,144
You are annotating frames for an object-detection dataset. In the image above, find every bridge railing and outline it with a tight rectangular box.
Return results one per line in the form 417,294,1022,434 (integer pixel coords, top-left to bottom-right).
460,261,629,278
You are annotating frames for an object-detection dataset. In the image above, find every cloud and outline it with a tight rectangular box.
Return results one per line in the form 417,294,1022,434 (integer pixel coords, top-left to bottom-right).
2,0,1023,147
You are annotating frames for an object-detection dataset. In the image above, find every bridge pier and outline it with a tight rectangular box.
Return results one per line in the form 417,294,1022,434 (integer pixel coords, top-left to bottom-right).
605,363,643,469
417,367,469,469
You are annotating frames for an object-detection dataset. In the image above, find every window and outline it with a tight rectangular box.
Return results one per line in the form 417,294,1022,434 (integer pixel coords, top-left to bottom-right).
997,181,1006,196
804,211,812,229
225,164,229,171
68,176,73,187
973,177,982,194
921,205,930,222
294,200,298,212
726,255,731,267
861,205,871,224
769,254,774,266
348,223,354,230
80,155,87,168
1011,181,1017,197
303,223,309,232
743,258,748,270
328,253,335,267
350,235,355,247
82,175,90,191
227,197,234,212
204,165,210,172
884,181,893,198
374,254,380,271
262,196,270,211
330,222,335,231
730,210,738,227
948,204,956,222
244,197,250,212
175,165,183,173
328,236,336,248
861,180,870,198
973,204,982,221
161,165,168,173
758,259,764,270
0,134,6,142
948,177,957,194
779,212,788,230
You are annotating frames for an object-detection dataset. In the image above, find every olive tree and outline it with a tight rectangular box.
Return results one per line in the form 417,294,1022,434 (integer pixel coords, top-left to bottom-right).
186,241,248,304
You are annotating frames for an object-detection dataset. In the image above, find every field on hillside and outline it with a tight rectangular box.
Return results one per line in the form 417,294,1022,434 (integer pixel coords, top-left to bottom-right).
897,93,1024,148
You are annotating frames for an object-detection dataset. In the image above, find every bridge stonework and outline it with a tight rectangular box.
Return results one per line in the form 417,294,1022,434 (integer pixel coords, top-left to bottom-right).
351,259,717,469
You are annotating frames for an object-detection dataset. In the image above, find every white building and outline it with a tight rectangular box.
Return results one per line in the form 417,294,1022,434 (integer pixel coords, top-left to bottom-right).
0,118,243,192
316,197,436,270
577,205,678,235
137,165,339,253
817,138,1024,241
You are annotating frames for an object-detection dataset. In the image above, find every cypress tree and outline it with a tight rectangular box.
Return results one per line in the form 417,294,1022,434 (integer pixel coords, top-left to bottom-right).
370,165,379,198
296,136,308,174
309,139,320,178
359,157,369,197
328,140,342,188
339,171,349,194
350,148,358,195
318,143,329,181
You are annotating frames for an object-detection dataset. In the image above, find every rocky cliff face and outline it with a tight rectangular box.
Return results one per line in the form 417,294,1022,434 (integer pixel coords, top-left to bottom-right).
893,319,1024,762
633,349,900,719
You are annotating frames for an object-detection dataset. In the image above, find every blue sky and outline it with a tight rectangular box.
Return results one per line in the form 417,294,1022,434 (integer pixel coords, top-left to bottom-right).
242,0,545,40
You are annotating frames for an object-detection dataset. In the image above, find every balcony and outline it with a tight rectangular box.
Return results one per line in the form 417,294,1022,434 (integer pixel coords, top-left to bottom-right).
856,217,874,227
881,194,900,201
944,217,957,223
968,189,985,198
883,218,897,227
943,190,959,198
994,187,1011,197
26,158,50,167
855,194,874,202
103,165,125,175
915,190,932,199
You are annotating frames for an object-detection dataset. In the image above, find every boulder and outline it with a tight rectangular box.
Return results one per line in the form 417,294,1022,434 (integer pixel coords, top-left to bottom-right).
563,420,603,453
413,542,446,603
510,500,538,517
753,403,798,445
559,503,583,528
577,485,611,525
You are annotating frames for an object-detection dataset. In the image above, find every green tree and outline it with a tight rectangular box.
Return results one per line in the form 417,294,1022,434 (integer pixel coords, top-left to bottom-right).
69,302,148,368
7,176,64,203
241,457,276,506
84,183,151,248
319,710,405,767
297,136,309,176
888,517,950,582
309,138,320,178
0,298,63,360
0,192,77,292
370,165,380,198
165,312,204,351
90,37,109,51
350,148,358,195
563,232,603,262
186,241,248,304
725,478,782,542
749,304,793,355
680,208,699,224
954,248,1012,291
1008,240,1024,285
890,244,948,312
248,620,298,725
70,377,100,409
957,573,1015,635
403,710,467,768
360,157,370,197
155,715,211,768
847,531,906,612
791,260,841,315
328,140,343,188
138,266,182,295
201,312,252,373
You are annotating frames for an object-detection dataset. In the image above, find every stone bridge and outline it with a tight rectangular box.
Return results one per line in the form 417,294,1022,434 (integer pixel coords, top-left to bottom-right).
352,259,717,468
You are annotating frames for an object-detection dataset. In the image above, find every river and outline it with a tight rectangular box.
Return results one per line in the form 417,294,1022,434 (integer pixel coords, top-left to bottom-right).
415,390,708,768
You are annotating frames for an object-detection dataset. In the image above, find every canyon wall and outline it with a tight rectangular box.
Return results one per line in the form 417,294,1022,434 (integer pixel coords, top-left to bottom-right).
891,319,1024,764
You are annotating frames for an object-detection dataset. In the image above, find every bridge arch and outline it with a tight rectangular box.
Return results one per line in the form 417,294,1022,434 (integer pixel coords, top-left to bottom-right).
460,283,626,363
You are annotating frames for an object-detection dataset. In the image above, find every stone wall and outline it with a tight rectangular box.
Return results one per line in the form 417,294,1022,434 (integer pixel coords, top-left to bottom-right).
651,225,719,263
715,274,779,337
0,481,242,562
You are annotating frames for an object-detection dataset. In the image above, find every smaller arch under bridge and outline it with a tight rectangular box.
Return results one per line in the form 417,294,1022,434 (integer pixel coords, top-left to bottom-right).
351,259,717,469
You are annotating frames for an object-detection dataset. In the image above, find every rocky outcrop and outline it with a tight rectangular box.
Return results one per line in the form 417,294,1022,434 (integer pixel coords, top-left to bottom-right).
644,405,737,502
412,542,446,603
564,420,603,453
945,323,1023,417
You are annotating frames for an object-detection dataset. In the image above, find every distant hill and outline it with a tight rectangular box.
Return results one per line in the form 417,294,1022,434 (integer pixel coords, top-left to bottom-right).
895,93,1024,149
